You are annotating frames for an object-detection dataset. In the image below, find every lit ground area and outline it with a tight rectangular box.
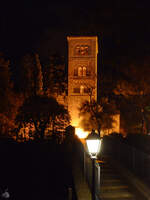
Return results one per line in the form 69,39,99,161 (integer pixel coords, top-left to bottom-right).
0,140,75,200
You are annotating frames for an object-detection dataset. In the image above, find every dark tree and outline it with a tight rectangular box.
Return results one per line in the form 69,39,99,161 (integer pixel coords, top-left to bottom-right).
0,53,11,114
15,95,70,140
42,54,67,97
12,53,43,97
0,53,19,137
114,57,150,134
79,98,117,136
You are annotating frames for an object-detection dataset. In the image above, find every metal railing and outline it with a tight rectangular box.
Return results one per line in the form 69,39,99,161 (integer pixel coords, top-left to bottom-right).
103,137,150,184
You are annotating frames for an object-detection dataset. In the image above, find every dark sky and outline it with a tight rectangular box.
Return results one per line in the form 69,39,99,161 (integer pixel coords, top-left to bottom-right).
0,0,150,61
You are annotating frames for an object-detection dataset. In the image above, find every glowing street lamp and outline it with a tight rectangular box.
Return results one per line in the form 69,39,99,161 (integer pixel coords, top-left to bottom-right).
86,129,101,159
86,129,102,200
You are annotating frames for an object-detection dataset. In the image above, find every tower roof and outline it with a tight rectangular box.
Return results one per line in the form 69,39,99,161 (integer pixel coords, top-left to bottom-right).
67,36,98,41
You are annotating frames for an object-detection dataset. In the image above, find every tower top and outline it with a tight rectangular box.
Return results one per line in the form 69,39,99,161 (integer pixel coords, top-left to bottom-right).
67,36,98,56
67,36,98,41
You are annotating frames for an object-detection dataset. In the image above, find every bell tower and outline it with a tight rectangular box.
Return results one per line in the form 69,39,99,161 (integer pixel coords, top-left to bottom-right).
67,36,98,127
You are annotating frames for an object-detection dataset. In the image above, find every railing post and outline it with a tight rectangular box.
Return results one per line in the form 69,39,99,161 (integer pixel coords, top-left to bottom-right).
132,146,135,170
68,187,72,200
84,151,86,177
95,161,100,199
92,158,96,200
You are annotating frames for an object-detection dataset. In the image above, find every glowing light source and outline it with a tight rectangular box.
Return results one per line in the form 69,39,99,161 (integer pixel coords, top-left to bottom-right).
85,130,102,200
86,130,101,159
75,128,89,139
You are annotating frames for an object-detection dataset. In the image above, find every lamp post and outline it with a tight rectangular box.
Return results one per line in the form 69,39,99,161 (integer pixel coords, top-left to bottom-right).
86,130,101,200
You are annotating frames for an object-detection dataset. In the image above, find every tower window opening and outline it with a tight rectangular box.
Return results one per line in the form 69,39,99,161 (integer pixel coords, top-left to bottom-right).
76,66,88,77
78,66,83,76
73,88,80,93
83,67,86,76
80,85,84,94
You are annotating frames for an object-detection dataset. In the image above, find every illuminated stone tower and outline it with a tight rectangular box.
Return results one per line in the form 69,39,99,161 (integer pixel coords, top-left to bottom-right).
67,36,98,128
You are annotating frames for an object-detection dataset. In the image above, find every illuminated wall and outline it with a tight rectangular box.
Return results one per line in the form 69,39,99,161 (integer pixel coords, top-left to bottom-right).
67,36,98,134
67,36,120,138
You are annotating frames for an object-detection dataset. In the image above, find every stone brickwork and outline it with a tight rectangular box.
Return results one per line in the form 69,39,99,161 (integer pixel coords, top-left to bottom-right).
67,36,98,127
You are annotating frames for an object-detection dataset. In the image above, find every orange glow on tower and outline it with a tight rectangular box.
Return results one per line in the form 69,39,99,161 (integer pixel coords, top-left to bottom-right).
67,36,98,131
67,36,120,136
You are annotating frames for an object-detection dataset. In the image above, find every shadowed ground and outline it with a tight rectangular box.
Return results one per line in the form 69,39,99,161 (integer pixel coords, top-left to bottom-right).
0,140,74,200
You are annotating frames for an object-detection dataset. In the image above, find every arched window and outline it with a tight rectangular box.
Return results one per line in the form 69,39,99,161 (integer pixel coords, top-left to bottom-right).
83,67,86,76
78,67,83,76
80,85,84,94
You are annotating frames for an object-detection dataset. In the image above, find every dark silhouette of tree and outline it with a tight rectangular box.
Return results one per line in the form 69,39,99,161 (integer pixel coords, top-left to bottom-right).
42,54,67,97
0,52,44,139
0,53,19,137
12,53,43,97
114,57,150,134
0,53,11,114
15,95,70,140
79,98,117,136
34,53,43,96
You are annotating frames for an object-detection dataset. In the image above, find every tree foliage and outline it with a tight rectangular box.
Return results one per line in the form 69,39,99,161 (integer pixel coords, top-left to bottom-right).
12,53,43,97
42,54,67,97
114,57,150,134
0,53,22,138
15,95,70,140
0,52,68,140
0,53,11,114
79,98,118,136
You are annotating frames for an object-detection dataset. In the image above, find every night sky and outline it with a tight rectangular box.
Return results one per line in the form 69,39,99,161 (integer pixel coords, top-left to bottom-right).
0,0,150,61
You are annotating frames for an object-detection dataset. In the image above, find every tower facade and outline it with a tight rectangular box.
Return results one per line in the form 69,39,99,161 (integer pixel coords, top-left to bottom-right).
67,36,98,128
